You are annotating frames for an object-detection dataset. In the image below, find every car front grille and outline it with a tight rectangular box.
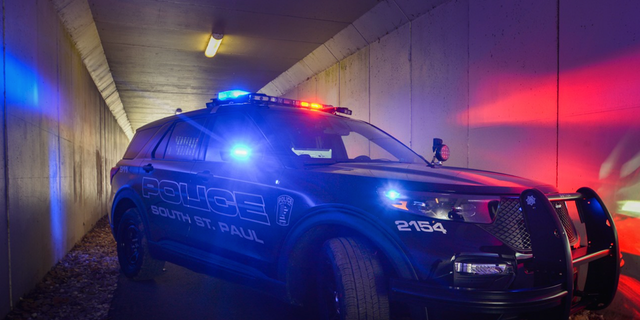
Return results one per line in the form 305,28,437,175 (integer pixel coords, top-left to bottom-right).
481,198,532,252
553,201,579,246
480,198,578,253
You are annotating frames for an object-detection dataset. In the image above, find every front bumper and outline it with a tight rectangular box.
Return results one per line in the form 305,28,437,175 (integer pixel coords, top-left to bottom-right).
390,279,567,314
389,187,619,318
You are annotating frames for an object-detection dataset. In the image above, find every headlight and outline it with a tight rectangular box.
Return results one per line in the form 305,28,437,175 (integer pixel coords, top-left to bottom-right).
380,189,500,223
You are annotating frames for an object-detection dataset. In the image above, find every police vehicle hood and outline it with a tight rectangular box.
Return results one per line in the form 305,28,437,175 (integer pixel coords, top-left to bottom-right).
307,162,557,195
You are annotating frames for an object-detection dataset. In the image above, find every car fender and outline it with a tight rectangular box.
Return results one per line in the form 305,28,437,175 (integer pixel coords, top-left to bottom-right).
110,186,149,233
277,204,419,298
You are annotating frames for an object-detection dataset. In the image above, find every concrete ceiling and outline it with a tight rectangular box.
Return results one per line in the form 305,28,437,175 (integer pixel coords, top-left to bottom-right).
85,0,380,132
53,0,441,137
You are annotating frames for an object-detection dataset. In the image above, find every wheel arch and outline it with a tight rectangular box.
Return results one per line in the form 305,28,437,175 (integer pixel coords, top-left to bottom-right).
277,206,417,305
111,186,148,236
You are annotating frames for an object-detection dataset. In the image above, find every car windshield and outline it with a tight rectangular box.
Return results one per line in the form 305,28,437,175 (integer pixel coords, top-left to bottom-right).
258,108,427,165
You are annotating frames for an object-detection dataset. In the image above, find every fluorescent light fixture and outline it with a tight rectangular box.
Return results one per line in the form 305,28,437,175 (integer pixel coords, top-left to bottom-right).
205,33,224,58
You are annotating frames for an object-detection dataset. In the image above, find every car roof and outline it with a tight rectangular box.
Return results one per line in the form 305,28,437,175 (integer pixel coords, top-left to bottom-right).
136,102,351,133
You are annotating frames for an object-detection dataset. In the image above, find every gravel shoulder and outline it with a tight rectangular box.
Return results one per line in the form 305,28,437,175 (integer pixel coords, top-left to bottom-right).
4,217,118,320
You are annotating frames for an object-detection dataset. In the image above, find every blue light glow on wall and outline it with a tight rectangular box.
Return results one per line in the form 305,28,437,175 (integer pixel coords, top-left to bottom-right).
5,52,39,110
49,145,64,259
5,49,66,258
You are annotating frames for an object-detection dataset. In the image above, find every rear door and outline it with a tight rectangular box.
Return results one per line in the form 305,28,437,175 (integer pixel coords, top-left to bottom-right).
139,115,208,245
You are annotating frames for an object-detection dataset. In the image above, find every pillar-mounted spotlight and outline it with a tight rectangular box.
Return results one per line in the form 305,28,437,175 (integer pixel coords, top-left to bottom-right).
205,33,224,58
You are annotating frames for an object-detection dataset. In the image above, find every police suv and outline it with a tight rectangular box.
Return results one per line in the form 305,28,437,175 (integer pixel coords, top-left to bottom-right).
108,90,619,320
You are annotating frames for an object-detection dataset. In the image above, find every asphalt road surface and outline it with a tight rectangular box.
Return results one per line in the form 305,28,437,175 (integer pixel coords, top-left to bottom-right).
107,257,640,320
108,262,304,320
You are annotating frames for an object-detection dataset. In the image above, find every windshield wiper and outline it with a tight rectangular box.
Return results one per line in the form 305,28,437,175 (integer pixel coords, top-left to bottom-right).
335,159,395,164
302,159,337,166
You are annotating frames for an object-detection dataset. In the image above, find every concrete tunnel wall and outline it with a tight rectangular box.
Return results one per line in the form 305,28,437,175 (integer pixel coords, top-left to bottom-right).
1,0,129,317
2,0,639,318
283,0,640,316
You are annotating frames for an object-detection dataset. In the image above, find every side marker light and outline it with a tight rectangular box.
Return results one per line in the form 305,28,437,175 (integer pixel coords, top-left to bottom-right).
110,167,120,184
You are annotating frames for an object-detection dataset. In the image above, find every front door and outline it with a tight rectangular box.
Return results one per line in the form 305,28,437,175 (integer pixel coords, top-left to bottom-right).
187,112,285,267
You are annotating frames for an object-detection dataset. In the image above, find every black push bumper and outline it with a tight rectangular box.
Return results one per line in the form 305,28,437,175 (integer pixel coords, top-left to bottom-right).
389,187,619,319
390,279,567,314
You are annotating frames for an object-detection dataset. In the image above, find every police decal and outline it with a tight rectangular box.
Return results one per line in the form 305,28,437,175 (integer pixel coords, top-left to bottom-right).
142,177,270,225
526,195,536,206
276,195,294,226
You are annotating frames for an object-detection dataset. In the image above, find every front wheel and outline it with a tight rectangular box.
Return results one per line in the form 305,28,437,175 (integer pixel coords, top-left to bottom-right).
116,208,165,280
317,237,390,320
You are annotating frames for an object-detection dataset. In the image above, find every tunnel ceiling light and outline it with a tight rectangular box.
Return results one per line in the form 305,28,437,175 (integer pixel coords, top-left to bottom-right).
205,33,224,58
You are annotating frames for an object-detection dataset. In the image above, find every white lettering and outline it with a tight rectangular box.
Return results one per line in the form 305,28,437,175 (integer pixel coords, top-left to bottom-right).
143,179,271,226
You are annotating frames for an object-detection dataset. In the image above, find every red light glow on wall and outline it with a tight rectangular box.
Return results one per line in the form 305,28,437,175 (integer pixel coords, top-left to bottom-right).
461,37,640,317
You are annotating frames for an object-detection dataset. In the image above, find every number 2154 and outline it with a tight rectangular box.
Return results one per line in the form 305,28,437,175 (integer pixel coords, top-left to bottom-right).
395,220,447,234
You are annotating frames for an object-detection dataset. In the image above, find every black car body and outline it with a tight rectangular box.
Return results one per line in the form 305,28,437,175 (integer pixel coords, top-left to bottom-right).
108,91,619,320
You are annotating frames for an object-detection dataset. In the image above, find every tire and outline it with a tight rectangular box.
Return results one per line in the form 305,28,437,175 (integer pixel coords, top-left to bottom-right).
317,237,390,320
116,208,165,280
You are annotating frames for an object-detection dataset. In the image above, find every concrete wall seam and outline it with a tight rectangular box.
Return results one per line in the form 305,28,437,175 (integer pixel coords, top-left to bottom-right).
555,0,560,188
1,0,14,312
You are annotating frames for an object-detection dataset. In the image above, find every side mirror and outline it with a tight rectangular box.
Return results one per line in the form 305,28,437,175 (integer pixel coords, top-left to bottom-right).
432,138,450,164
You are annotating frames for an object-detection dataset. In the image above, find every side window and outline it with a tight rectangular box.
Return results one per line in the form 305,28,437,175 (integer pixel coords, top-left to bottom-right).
154,117,207,161
123,126,160,159
150,122,173,159
204,113,267,162
153,126,172,159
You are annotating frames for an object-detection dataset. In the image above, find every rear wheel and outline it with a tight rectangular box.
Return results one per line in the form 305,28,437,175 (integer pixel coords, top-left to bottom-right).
116,208,165,280
317,237,390,320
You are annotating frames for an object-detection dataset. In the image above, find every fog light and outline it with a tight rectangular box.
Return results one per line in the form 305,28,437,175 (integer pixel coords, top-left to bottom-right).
454,262,514,275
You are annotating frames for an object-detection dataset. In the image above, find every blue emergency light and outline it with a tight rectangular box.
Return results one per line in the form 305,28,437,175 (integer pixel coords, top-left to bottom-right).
230,144,251,161
217,90,250,101
385,190,401,201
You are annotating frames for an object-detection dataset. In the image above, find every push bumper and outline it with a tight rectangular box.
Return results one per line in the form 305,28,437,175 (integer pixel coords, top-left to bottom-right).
389,187,619,318
389,279,567,314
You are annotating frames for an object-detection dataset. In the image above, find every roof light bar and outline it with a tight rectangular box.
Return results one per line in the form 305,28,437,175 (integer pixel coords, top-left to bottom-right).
207,90,353,116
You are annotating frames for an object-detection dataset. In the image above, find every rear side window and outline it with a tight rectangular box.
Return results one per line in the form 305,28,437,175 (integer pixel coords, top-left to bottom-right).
122,126,159,159
155,117,207,161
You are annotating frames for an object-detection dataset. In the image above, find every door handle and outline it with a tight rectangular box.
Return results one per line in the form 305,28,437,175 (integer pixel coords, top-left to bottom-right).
142,163,154,173
196,170,213,181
